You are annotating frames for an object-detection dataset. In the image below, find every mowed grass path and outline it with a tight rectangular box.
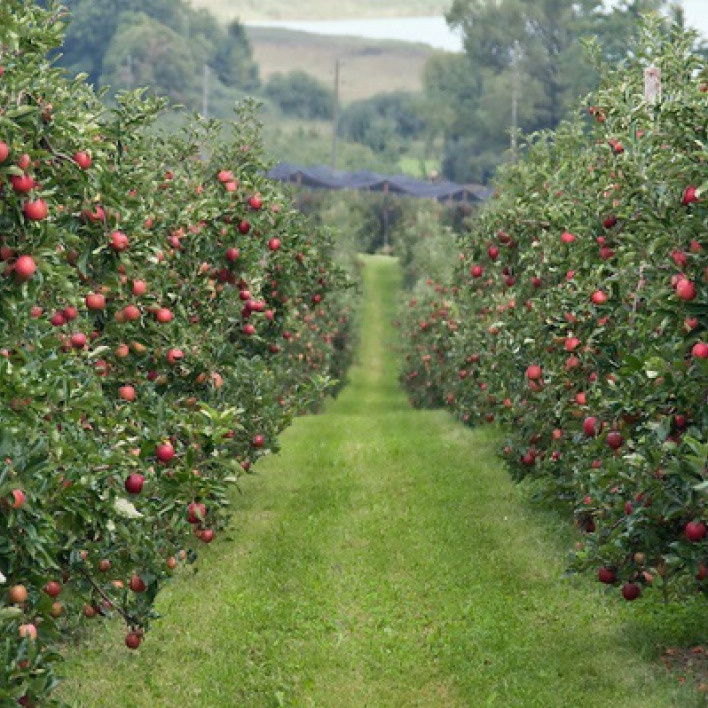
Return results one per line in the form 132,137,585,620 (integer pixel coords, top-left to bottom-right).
58,256,703,707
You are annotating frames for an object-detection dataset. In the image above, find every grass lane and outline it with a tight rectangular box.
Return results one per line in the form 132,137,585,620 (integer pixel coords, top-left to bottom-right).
57,255,704,707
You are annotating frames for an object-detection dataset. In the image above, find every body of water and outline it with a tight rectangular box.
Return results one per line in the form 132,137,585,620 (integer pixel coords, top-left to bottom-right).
247,16,464,52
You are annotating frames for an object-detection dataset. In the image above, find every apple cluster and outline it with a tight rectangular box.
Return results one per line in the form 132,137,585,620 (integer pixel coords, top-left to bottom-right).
400,19,708,606
0,2,356,704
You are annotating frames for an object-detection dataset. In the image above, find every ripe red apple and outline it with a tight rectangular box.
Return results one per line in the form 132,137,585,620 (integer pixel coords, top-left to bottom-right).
606,430,624,450
487,245,499,260
682,185,699,205
109,230,129,252
676,277,696,301
23,198,48,221
598,567,616,584
70,332,87,349
685,520,707,542
591,290,608,305
8,584,28,604
11,173,34,193
119,385,136,402
43,580,62,598
155,308,173,323
525,364,542,381
187,501,206,524
583,416,599,437
248,194,263,210
621,583,641,601
123,304,140,321
692,342,708,359
243,323,256,336
156,443,175,463
125,631,142,649
124,474,144,495
73,151,92,169
561,230,576,244
252,434,265,448
14,255,37,282
470,265,483,278
200,528,215,543
85,292,106,310
18,623,37,640
129,574,147,593
238,219,251,234
132,279,147,296
63,306,78,321
268,237,281,252
0,141,9,163
166,348,184,365
11,489,26,509
218,169,234,183
225,247,240,262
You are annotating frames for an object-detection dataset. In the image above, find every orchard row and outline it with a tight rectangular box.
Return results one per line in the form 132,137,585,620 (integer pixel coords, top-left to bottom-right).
400,20,708,605
0,2,355,705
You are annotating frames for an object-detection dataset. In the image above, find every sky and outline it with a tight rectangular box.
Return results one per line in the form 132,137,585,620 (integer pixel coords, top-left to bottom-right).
665,1,708,37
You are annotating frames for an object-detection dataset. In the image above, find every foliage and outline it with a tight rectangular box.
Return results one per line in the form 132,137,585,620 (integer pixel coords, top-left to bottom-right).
0,2,356,704
400,16,708,606
435,0,680,183
48,0,259,112
263,70,334,120
337,91,425,159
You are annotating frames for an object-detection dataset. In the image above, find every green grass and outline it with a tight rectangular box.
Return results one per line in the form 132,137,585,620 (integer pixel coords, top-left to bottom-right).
190,0,450,22
56,256,707,707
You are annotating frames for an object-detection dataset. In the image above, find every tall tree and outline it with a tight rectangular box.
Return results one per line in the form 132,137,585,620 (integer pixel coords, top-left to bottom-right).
438,0,670,182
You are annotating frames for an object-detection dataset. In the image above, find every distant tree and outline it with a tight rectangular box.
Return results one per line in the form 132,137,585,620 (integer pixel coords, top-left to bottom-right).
436,0,673,182
214,20,261,91
101,13,200,104
264,71,333,120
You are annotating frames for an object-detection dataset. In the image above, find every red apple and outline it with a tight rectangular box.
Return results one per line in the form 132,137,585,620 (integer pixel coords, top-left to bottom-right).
598,567,616,584
124,474,144,495
686,520,707,542
0,141,9,163
621,583,641,601
85,292,106,310
109,230,129,252
692,342,708,359
118,385,136,402
682,185,699,205
132,279,147,296
14,255,37,282
23,198,48,221
73,151,92,169
583,416,599,437
676,278,696,301
156,443,175,463
125,631,142,649
155,308,173,323
525,364,542,381
606,430,624,450
129,574,147,593
187,502,206,524
43,581,62,598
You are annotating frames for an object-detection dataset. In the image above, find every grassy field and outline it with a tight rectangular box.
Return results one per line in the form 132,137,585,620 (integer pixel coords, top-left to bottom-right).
56,256,708,707
190,0,451,22
248,27,434,103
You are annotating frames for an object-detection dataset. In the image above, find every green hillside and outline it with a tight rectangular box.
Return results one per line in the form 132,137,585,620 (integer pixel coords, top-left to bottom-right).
190,0,451,22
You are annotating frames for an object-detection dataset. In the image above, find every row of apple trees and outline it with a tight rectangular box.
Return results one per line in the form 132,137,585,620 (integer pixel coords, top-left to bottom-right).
0,2,356,705
400,18,708,606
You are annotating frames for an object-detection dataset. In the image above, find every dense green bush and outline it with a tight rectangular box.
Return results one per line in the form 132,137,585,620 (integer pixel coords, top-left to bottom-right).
0,2,355,704
400,18,708,604
263,70,334,120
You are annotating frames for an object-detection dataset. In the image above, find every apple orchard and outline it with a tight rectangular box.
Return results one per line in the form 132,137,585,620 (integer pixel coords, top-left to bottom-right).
0,1,355,704
401,20,708,607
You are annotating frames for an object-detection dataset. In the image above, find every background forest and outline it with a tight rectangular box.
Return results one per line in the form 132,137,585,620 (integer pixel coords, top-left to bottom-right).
41,0,697,184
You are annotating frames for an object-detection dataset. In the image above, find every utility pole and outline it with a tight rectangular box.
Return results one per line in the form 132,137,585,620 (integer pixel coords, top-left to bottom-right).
202,64,209,118
125,53,133,90
510,40,520,162
331,59,340,170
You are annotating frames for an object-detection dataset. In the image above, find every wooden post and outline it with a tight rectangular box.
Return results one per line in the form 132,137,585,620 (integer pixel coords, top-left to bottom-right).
331,59,340,170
